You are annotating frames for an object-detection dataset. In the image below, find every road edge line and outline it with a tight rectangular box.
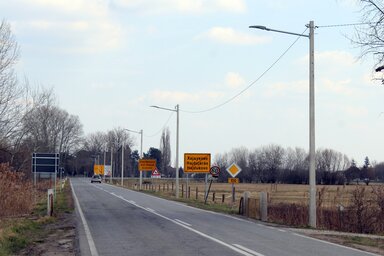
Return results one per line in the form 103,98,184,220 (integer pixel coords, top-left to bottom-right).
71,181,99,256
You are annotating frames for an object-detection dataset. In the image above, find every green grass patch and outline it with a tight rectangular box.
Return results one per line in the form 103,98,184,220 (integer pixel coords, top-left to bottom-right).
0,218,45,256
347,236,384,248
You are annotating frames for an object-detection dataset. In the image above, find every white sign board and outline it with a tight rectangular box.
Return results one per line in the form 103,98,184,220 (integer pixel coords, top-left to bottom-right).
104,165,112,176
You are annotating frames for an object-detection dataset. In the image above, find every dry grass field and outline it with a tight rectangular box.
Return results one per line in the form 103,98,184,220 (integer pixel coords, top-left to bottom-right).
110,177,384,234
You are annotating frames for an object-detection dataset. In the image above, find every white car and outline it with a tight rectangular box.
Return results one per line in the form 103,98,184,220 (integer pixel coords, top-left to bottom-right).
91,175,102,183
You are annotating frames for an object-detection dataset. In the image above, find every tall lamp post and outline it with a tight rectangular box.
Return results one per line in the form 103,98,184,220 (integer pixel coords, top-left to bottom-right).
151,104,180,198
125,129,144,189
250,21,316,228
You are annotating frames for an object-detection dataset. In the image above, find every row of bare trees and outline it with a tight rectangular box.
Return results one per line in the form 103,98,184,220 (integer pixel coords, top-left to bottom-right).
213,145,383,184
0,20,83,173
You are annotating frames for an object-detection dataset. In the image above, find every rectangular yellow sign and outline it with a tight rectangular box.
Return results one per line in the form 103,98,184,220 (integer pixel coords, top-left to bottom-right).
139,159,157,171
228,178,239,184
93,165,104,175
184,153,211,173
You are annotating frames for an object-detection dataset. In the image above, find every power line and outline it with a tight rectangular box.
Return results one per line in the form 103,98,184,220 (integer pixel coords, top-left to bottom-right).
145,111,174,138
180,28,308,114
317,22,374,28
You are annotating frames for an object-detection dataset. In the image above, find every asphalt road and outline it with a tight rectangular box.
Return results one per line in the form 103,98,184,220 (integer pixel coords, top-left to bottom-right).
70,178,378,256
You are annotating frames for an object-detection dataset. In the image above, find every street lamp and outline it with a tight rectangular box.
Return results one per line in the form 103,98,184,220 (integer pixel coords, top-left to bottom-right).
125,129,144,189
250,21,316,228
151,104,180,198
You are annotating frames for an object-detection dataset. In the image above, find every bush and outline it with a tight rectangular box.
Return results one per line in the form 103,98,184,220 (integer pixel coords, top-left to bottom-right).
0,164,35,217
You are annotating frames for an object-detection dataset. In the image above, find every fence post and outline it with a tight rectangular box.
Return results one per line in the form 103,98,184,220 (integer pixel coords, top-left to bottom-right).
243,191,250,217
260,191,268,222
196,187,198,200
222,194,225,203
47,189,54,216
182,184,184,198
212,192,216,202
188,186,190,198
172,182,174,191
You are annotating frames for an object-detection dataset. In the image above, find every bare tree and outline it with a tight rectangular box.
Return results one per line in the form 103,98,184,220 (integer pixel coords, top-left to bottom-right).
0,20,23,150
354,1,384,68
23,89,83,154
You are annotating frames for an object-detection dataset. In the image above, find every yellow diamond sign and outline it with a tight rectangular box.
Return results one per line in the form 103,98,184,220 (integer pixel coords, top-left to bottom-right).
226,163,242,178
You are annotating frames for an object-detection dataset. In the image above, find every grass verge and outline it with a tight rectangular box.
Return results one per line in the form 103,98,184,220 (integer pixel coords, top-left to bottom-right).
0,180,74,256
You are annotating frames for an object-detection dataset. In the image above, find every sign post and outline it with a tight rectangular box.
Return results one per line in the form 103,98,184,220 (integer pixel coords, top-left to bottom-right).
226,163,242,204
139,159,157,189
204,166,220,204
184,153,211,199
32,153,60,199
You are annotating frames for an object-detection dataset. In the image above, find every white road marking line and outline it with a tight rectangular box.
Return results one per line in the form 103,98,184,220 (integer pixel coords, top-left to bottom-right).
293,233,380,256
104,191,258,256
146,208,155,212
278,229,286,233
71,182,99,256
174,219,192,226
233,244,265,256
102,182,255,224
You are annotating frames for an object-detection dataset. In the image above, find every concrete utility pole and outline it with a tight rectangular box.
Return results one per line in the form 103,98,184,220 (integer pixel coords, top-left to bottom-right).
121,141,124,186
250,21,317,228
151,104,180,198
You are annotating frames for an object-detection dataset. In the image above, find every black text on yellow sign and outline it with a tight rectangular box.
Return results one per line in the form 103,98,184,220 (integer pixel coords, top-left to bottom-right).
228,178,239,184
184,153,211,173
139,159,157,171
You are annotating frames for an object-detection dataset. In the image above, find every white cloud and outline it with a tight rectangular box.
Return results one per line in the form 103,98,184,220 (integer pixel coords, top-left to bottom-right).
321,79,358,96
24,0,108,17
299,50,357,67
225,72,245,89
342,105,368,118
198,27,270,45
12,0,124,53
264,80,307,97
113,0,246,14
149,89,224,103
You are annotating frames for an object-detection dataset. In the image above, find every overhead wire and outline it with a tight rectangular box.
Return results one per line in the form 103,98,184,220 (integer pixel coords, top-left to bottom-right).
145,111,174,138
181,27,309,114
316,22,374,28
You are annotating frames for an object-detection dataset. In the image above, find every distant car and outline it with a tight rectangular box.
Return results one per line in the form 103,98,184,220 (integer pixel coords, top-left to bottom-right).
91,175,102,183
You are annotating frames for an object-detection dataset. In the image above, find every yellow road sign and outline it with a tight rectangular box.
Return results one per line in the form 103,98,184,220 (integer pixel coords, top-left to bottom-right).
226,163,242,178
139,159,157,171
228,178,239,184
184,153,211,173
93,165,104,175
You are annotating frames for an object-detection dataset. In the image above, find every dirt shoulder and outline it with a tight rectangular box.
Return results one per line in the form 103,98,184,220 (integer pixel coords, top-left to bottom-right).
17,181,76,256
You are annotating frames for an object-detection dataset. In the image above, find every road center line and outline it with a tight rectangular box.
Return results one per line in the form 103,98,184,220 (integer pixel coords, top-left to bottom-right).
71,182,99,256
102,189,261,256
174,219,192,226
233,244,265,256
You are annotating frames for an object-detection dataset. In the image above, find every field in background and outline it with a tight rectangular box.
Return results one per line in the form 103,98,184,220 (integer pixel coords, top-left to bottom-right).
107,177,384,234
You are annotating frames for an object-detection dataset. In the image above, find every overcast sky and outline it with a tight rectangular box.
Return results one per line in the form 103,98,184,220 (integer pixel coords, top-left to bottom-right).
2,0,383,166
